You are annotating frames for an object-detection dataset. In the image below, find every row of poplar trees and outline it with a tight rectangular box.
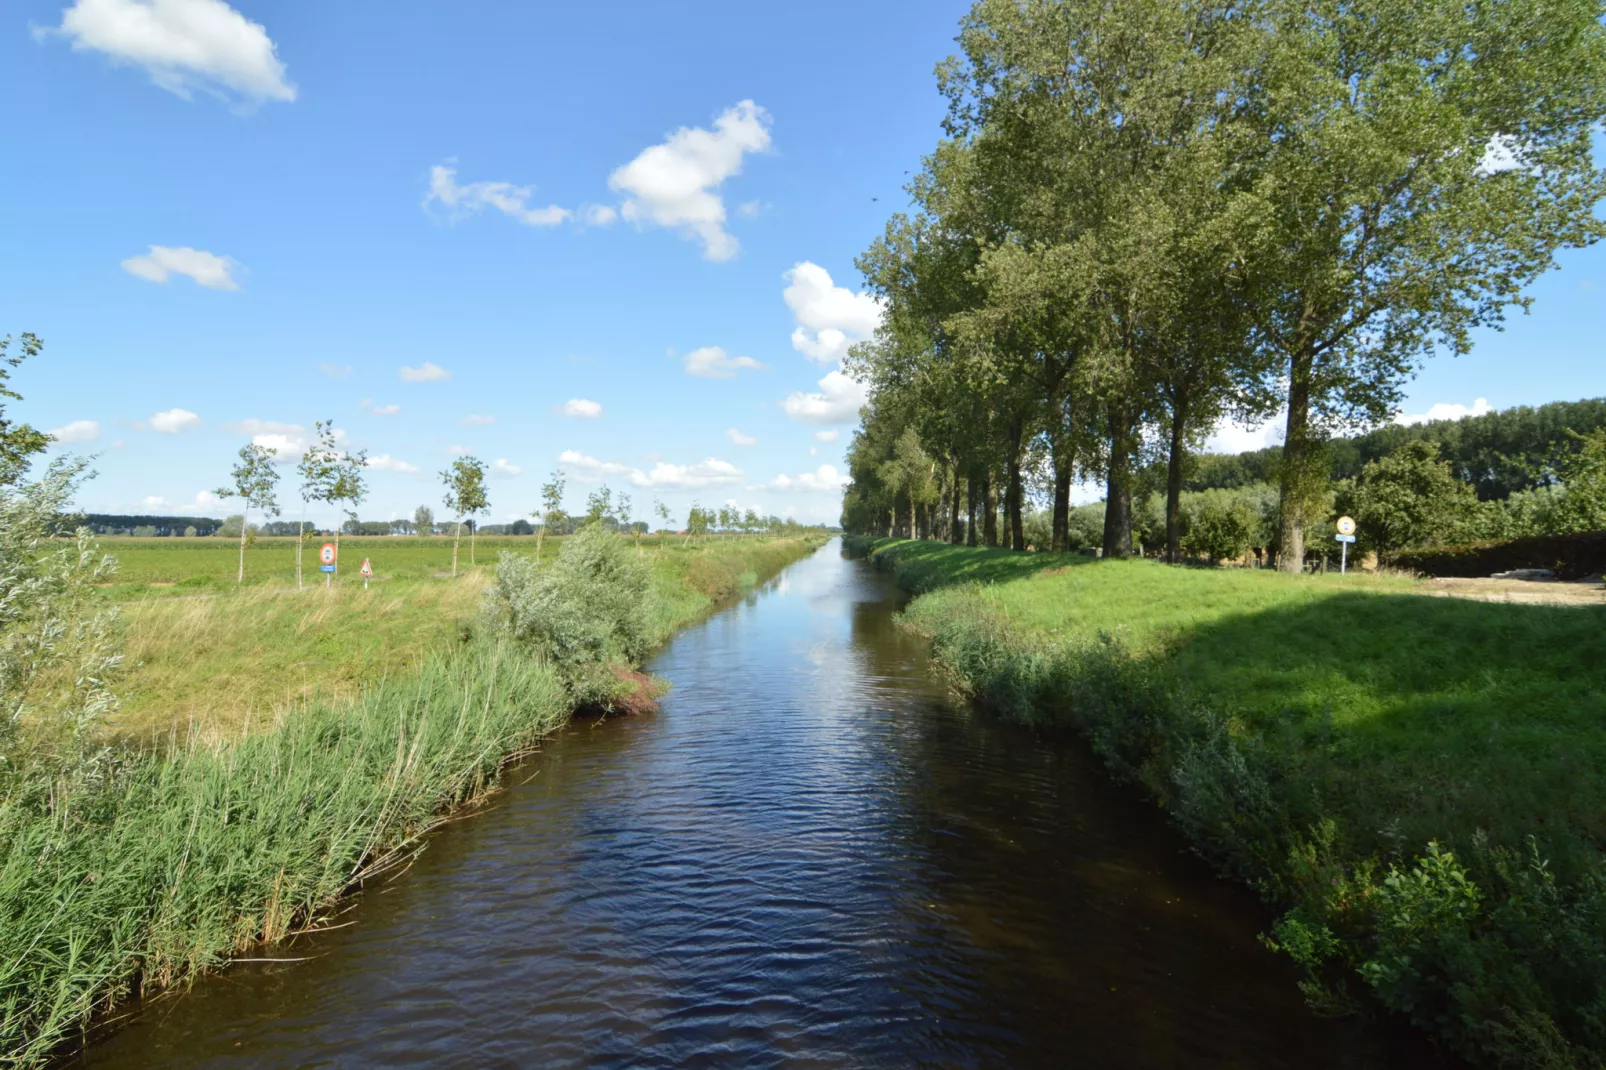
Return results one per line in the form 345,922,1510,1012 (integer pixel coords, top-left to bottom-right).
842,0,1606,570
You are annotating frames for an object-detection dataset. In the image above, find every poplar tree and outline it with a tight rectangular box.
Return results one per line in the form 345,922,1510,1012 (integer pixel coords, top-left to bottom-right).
1240,0,1606,570
537,471,566,562
216,443,280,585
296,420,341,589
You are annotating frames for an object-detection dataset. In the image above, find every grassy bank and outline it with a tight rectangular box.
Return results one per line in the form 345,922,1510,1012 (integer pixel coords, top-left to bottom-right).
1,532,823,1066
851,537,1606,1070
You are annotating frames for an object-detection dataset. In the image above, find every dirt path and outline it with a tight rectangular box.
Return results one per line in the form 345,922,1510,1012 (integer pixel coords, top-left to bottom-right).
1412,575,1606,606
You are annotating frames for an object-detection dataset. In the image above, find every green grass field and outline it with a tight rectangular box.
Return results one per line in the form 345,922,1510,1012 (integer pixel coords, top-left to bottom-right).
858,538,1606,1068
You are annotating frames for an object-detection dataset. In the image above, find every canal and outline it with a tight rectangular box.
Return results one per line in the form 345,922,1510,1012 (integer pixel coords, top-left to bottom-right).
81,540,1438,1068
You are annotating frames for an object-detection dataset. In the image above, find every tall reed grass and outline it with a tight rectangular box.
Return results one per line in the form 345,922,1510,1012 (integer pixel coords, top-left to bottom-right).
0,642,566,1066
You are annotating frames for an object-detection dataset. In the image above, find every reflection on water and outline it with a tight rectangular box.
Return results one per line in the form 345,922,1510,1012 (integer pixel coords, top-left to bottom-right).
81,541,1444,1068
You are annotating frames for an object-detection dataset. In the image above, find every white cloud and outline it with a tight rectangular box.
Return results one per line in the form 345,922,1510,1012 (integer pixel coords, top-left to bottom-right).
489,458,522,478
813,429,838,443
809,446,818,457
191,489,222,509
48,419,101,444
1476,135,1535,177
365,453,420,474
608,100,772,261
1394,397,1494,427
783,261,884,363
736,200,765,220
461,413,496,426
781,369,867,425
317,362,353,378
147,407,200,433
683,346,764,379
583,204,618,226
558,449,743,489
562,398,603,419
121,245,241,290
141,495,167,508
47,0,296,104
446,444,471,456
755,464,851,493
369,403,400,416
424,163,570,227
222,418,345,458
400,361,450,383
726,428,757,447
1204,413,1284,455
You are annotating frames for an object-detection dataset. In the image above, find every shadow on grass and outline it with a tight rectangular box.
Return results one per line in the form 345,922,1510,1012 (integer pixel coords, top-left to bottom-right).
1162,589,1606,865
850,537,1096,591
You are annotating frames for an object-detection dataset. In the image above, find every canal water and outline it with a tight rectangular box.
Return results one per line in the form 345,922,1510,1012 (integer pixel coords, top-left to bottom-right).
82,541,1439,1068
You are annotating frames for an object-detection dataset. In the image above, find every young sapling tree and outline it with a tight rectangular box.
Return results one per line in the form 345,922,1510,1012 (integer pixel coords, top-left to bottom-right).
538,471,566,563
441,456,488,577
216,442,280,585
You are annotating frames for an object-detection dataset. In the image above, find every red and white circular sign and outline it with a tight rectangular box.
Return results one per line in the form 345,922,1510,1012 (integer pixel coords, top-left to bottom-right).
319,542,337,565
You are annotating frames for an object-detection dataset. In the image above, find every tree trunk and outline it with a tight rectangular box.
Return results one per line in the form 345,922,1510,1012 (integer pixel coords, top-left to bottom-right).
966,467,979,546
949,458,963,544
1051,455,1072,552
236,505,248,585
983,473,999,548
536,528,544,564
1103,406,1135,559
452,520,463,577
1005,421,1025,551
1276,350,1315,573
470,519,476,566
1165,402,1188,564
296,503,305,590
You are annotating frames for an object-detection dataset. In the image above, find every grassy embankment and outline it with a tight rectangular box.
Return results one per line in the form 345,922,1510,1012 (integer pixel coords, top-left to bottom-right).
851,536,1606,1070
0,532,823,1066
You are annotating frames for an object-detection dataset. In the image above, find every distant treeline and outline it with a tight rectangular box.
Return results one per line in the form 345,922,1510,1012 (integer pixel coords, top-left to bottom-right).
73,514,224,537
1167,397,1606,500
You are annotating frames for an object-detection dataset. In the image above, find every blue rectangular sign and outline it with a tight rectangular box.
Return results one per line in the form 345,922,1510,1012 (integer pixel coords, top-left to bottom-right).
1334,534,1356,543
320,563,336,572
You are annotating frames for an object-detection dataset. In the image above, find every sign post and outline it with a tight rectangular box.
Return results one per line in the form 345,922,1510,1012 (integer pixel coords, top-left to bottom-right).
1334,516,1357,574
319,542,337,588
359,557,373,590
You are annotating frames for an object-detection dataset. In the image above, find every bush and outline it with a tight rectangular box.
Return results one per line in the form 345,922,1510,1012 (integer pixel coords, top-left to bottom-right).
1385,530,1606,579
481,523,651,704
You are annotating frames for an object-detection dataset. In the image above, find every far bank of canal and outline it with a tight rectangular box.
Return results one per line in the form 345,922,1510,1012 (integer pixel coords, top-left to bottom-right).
80,540,1446,1068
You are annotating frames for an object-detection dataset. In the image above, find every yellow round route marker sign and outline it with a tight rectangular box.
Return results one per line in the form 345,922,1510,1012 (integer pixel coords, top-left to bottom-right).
1336,515,1356,537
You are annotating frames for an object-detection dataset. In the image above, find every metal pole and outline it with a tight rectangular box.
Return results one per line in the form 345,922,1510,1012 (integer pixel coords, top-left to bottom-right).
1341,541,1347,574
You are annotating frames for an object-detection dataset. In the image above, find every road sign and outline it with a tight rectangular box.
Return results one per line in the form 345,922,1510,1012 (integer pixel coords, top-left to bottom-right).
1336,515,1356,536
359,558,373,578
319,542,337,565
319,564,336,573
1334,533,1356,544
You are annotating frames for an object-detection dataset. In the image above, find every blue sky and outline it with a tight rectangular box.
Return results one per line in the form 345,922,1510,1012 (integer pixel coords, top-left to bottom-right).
4,0,1604,527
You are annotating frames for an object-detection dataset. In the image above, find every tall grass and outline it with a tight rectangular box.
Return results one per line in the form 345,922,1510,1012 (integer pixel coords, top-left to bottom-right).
854,537,1606,1070
0,642,566,1065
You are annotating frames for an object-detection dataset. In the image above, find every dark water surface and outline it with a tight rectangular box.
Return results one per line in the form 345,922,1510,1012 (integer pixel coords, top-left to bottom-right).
82,541,1439,1068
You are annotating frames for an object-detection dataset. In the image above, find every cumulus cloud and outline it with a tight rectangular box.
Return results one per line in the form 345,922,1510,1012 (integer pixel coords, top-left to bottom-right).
317,362,353,378
813,429,838,443
365,453,419,474
562,398,602,419
222,418,345,458
146,407,200,433
424,163,570,227
608,100,772,261
446,444,471,456
559,449,743,489
400,361,450,383
49,419,101,444
141,495,167,508
121,245,241,290
781,369,867,425
683,346,764,379
369,403,400,416
461,413,496,426
1395,397,1494,427
582,204,618,226
755,464,851,493
46,0,296,104
726,428,756,447
783,261,884,363
489,458,522,478
1204,413,1284,455
143,489,221,512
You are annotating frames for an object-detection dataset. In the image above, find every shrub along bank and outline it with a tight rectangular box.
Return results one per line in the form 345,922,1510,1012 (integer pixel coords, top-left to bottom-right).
850,536,1606,1070
0,526,823,1067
